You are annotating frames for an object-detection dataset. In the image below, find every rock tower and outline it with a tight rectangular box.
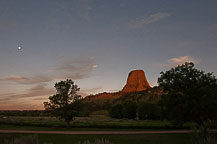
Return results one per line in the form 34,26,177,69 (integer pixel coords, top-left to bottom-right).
122,70,151,93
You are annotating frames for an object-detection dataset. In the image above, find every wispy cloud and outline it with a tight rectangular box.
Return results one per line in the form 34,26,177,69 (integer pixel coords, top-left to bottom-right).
0,57,98,109
55,57,96,72
128,12,171,28
0,84,54,109
1,75,52,84
169,56,199,65
78,86,102,96
54,57,98,80
167,56,199,67
8,84,55,98
155,56,199,69
0,103,42,110
1,57,98,84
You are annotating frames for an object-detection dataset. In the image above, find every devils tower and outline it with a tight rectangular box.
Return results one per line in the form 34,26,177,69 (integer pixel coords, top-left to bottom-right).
122,70,151,93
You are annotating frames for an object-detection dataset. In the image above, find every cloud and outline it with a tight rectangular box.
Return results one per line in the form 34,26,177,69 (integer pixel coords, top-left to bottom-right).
92,65,98,68
1,75,52,84
128,12,171,28
0,84,54,110
155,56,199,69
78,86,102,96
0,57,98,109
54,57,98,80
8,84,55,98
166,56,199,67
1,57,98,84
169,56,199,65
0,93,16,97
33,97,48,101
0,97,12,102
0,103,42,110
55,57,96,72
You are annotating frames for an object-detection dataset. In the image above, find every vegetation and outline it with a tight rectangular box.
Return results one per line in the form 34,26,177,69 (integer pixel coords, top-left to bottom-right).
4,135,40,144
44,79,84,128
76,139,113,144
1,63,217,144
122,100,137,119
3,115,212,130
137,103,160,120
0,110,51,117
109,104,123,119
158,62,217,126
0,133,197,144
193,126,217,144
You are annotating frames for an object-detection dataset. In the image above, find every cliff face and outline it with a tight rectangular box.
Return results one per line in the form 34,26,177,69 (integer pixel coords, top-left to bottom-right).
122,70,151,93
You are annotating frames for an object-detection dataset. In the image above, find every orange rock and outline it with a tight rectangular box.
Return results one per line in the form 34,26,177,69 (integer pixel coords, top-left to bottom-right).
122,70,151,93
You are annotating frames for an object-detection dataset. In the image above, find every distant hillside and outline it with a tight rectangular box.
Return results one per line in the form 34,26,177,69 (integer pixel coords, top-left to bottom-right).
84,86,164,107
84,69,165,110
116,86,164,104
84,91,122,100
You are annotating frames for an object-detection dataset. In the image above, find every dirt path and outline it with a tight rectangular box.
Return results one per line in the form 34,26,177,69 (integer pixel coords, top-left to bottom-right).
0,129,217,135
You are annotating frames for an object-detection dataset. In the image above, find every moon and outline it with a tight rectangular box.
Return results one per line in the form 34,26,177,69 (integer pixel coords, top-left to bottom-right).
18,46,22,50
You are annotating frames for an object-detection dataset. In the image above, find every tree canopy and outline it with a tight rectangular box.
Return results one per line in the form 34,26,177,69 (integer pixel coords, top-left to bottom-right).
158,62,217,126
44,79,83,127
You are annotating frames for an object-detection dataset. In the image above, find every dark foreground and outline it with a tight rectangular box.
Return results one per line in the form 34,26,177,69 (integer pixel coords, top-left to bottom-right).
1,130,217,144
0,133,194,144
1,129,217,135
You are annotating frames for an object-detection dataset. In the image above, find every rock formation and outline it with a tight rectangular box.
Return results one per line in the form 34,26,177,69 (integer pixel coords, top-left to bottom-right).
85,69,151,100
122,70,151,93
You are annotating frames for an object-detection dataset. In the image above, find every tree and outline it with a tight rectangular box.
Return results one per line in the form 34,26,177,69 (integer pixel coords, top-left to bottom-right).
109,103,123,119
158,62,217,126
44,79,83,128
138,103,160,120
122,100,137,119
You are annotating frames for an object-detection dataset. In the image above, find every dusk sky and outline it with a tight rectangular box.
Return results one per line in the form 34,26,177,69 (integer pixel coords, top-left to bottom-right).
0,0,217,110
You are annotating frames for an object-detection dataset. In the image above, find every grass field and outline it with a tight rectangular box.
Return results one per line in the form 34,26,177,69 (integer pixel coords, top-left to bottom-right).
0,133,194,144
0,116,200,130
1,116,217,144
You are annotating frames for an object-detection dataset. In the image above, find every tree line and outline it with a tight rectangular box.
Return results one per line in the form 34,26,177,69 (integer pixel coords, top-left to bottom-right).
43,62,217,128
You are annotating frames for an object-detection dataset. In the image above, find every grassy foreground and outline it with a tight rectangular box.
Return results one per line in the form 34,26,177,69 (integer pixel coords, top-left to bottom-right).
1,116,217,144
0,116,200,130
0,133,193,144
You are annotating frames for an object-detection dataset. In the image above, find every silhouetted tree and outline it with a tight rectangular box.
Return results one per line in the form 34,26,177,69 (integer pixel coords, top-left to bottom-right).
158,62,217,126
138,103,160,120
109,103,123,119
122,100,137,119
44,79,83,128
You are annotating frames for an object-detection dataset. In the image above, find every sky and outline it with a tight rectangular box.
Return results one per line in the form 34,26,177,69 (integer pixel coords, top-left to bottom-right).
0,0,217,110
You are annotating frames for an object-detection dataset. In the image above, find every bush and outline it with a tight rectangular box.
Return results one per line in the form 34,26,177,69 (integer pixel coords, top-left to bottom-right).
122,100,137,119
138,103,160,120
109,103,123,119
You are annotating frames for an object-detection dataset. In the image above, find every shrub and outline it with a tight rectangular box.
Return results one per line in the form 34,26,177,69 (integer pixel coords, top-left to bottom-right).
138,103,160,120
122,100,137,119
109,103,123,119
